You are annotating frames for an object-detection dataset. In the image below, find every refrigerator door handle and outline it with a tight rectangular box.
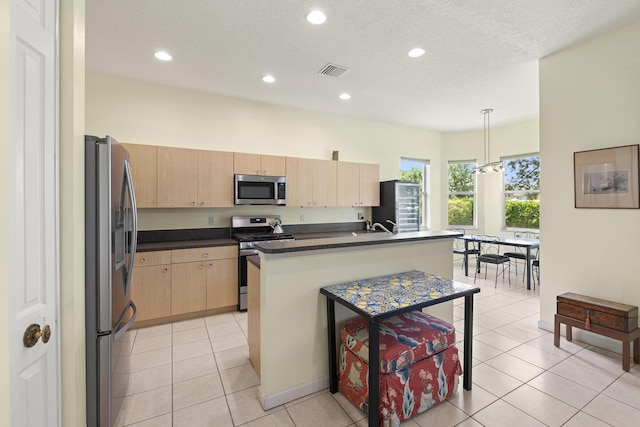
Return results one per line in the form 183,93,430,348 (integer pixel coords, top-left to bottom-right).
114,300,137,341
124,159,138,295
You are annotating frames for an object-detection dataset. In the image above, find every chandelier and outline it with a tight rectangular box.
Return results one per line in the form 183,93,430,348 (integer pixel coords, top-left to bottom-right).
473,108,504,174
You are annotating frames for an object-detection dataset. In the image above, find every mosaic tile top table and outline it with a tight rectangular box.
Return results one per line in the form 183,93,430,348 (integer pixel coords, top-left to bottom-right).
320,270,480,427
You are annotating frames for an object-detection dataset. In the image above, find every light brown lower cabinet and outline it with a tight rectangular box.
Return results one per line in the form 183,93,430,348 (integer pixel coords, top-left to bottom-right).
132,245,238,325
131,264,171,322
207,258,238,309
131,250,172,322
171,262,208,315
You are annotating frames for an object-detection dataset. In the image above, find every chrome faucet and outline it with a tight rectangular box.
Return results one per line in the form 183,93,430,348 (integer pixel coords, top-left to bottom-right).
370,222,393,234
386,220,398,233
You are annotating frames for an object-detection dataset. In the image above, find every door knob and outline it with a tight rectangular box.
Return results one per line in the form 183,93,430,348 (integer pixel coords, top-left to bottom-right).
23,323,51,347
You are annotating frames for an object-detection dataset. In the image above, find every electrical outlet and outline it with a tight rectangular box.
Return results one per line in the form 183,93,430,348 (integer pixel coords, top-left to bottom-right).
357,212,364,220
299,214,304,222
208,216,215,225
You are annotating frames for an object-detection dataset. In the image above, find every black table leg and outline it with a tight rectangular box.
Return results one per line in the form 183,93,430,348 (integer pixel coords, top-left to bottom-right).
463,239,469,277
463,294,474,390
326,298,338,393
368,319,380,427
525,247,532,290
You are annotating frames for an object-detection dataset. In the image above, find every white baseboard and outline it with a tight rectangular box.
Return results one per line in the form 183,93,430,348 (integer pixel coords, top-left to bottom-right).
538,319,627,355
261,376,330,410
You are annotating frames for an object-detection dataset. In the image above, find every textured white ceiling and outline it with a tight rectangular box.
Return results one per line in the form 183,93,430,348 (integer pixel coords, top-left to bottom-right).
85,0,640,132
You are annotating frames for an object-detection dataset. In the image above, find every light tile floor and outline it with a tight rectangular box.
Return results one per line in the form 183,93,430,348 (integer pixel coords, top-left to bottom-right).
116,267,640,426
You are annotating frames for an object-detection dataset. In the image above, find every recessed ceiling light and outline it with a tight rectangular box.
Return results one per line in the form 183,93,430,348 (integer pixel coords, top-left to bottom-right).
339,93,351,100
154,51,172,61
262,75,276,83
307,10,326,25
408,48,425,58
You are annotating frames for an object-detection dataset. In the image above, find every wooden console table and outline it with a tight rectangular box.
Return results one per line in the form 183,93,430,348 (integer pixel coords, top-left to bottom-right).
554,292,640,371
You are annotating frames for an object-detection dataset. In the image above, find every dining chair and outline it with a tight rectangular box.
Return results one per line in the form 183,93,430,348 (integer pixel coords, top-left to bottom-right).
450,228,479,271
531,248,540,289
474,235,511,287
503,231,530,281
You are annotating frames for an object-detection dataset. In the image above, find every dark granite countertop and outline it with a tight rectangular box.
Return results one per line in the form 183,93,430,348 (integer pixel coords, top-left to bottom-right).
137,238,237,252
134,224,462,254
136,228,235,252
255,230,461,254
292,230,384,240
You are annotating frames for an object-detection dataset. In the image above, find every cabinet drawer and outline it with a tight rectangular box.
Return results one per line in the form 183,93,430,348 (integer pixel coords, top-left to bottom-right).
135,250,171,267
171,245,237,263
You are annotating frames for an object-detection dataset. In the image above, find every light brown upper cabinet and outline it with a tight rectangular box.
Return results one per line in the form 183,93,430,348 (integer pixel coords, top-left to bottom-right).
157,146,234,208
121,143,157,208
359,163,380,206
198,150,234,207
157,146,199,207
312,159,337,207
337,162,380,206
286,157,337,207
234,152,286,176
285,157,313,206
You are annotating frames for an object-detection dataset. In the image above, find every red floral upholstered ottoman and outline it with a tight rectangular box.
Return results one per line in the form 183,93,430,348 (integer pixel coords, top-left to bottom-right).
338,310,462,426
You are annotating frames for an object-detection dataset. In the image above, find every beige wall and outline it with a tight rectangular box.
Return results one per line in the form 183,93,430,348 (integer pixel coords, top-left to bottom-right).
539,21,640,333
85,72,445,230
442,119,540,235
1,0,10,424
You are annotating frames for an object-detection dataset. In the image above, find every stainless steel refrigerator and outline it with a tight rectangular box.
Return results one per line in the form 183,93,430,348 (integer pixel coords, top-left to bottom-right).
85,135,138,427
372,180,421,232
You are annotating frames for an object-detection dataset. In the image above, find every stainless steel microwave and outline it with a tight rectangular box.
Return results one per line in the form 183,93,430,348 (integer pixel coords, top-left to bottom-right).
234,174,286,205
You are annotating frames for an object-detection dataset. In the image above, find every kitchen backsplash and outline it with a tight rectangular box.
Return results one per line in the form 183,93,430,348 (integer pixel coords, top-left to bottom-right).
137,206,371,231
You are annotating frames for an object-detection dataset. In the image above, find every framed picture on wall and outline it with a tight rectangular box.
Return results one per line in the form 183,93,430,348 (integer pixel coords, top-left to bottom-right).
574,144,640,208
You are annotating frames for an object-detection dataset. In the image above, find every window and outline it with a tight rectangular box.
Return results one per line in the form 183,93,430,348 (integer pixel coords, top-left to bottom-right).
400,158,430,229
448,161,476,227
503,154,540,230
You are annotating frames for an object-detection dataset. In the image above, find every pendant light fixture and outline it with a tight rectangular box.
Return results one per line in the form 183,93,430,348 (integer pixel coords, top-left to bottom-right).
473,108,504,174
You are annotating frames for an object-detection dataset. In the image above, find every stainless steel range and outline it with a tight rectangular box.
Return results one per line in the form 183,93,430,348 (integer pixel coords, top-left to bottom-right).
231,215,294,311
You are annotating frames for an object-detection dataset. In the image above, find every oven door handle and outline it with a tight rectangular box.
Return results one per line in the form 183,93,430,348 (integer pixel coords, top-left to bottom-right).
239,249,259,256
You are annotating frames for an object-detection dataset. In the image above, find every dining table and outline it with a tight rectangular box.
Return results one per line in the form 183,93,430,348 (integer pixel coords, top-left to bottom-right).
458,234,540,290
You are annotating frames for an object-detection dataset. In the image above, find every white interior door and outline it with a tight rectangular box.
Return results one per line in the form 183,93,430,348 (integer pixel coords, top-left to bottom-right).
8,0,61,426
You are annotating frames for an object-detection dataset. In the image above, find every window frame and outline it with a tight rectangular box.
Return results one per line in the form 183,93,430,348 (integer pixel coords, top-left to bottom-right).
447,159,477,229
501,153,540,231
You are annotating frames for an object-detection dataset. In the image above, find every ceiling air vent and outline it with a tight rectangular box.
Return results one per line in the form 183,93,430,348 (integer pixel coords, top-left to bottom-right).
318,63,349,78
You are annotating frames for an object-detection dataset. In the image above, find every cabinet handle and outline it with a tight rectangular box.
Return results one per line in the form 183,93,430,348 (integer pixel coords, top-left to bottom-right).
163,268,168,273
263,170,267,175
200,201,205,206
209,263,213,268
191,201,196,206
140,258,146,263
204,252,209,257
256,169,260,174
199,264,204,270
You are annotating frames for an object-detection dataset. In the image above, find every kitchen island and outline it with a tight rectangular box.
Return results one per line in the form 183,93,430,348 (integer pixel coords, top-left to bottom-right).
249,230,461,410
